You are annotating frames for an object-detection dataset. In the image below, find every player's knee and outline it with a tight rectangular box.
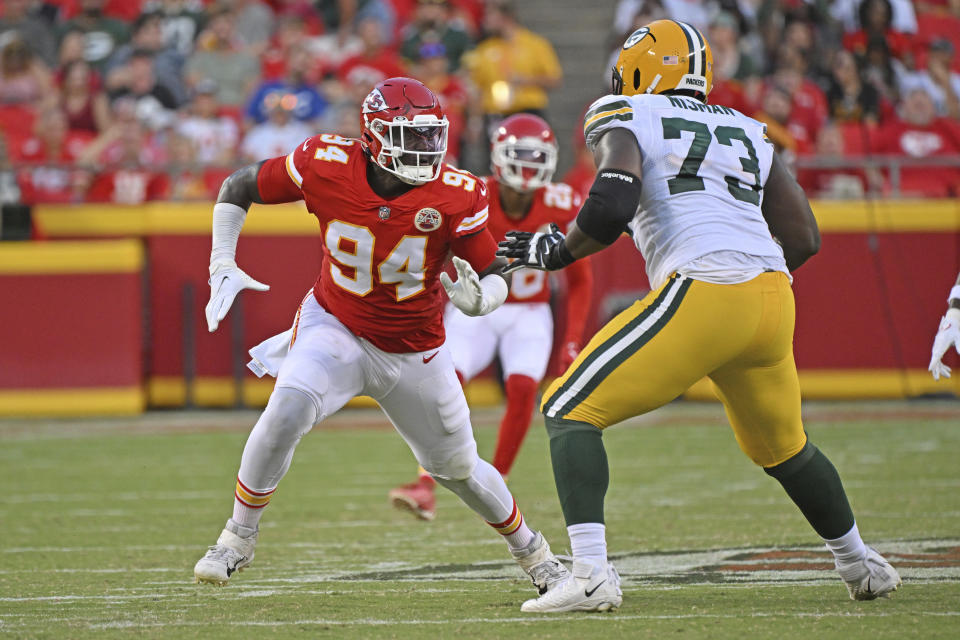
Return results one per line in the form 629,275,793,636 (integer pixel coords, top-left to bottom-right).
426,440,478,481
544,415,602,440
259,387,318,452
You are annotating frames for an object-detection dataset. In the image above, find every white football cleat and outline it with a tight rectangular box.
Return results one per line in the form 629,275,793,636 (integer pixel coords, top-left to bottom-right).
194,521,257,586
521,559,622,613
837,547,901,601
511,531,571,594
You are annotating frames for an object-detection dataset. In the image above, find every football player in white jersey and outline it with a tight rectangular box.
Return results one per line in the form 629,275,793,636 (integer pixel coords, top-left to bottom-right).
499,20,901,612
929,271,960,380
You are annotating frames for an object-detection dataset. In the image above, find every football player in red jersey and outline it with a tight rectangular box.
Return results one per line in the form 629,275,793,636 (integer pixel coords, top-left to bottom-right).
389,114,594,521
193,78,570,599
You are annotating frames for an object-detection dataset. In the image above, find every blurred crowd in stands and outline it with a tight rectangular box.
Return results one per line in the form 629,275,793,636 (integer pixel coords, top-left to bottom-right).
1,0,960,208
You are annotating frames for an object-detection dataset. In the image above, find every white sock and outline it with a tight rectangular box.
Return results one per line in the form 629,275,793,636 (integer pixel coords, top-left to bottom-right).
568,522,607,567
504,524,535,550
231,498,266,531
823,522,867,566
226,517,257,538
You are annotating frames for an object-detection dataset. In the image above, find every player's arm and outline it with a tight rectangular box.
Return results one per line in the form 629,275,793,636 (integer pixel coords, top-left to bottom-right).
206,152,304,332
760,153,820,272
929,270,960,380
497,128,642,271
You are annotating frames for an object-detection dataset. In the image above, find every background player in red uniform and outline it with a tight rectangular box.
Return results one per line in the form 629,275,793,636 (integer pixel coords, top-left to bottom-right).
192,78,570,600
389,114,594,521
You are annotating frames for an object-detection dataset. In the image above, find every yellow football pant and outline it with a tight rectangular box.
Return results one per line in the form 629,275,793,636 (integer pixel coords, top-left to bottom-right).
541,271,806,468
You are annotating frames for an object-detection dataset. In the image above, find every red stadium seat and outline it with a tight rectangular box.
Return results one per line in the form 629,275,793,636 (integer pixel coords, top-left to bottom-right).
0,104,36,143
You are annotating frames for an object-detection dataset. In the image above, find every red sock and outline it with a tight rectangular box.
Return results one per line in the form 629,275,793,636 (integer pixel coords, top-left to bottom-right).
492,374,539,476
416,468,436,486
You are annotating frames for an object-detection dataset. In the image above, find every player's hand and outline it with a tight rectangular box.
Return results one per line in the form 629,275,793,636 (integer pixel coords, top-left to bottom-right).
929,308,960,380
441,256,485,316
205,260,269,332
497,223,569,273
559,340,580,371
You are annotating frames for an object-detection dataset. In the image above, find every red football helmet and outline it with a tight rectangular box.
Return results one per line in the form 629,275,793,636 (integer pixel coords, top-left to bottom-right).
491,113,558,192
359,77,449,185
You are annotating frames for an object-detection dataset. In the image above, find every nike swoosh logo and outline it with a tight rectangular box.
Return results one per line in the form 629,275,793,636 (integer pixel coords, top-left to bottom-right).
422,351,439,364
585,580,606,598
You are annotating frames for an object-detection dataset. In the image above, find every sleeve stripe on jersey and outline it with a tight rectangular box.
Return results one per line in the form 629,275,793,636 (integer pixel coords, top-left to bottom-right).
455,207,488,233
584,100,631,125
584,109,634,139
285,152,303,188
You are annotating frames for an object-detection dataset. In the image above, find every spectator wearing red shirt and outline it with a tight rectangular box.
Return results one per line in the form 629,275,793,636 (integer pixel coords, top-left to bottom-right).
873,87,960,197
754,84,813,157
13,107,92,203
58,59,109,133
78,99,170,203
768,45,828,144
337,16,407,87
843,0,914,63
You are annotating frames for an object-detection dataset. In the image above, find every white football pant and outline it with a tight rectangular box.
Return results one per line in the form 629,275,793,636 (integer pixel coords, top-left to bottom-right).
236,295,516,523
444,302,554,382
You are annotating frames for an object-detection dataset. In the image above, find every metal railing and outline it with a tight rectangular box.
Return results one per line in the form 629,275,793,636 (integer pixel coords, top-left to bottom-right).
792,154,960,198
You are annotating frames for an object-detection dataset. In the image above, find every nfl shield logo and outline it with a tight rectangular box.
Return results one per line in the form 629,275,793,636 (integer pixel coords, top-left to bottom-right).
379,206,391,220
414,207,442,232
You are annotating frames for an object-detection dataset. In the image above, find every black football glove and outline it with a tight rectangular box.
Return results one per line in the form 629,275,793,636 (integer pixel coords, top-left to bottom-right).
496,223,575,273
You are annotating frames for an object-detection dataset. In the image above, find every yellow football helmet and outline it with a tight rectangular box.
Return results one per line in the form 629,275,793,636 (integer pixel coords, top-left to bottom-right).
612,19,713,100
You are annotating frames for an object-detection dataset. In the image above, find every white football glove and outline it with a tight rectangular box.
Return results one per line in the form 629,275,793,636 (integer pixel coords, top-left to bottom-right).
440,256,508,317
205,260,270,332
929,308,960,380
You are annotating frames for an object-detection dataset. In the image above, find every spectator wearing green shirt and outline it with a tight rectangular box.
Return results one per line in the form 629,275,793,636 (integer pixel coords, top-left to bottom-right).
400,0,474,72
55,0,130,72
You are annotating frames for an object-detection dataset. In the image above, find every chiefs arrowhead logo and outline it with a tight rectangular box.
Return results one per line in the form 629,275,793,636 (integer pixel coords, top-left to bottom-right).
415,208,442,232
363,88,386,113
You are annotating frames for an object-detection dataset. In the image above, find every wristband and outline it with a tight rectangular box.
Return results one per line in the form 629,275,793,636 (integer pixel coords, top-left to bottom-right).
548,241,576,270
949,285,960,304
478,273,508,315
210,202,247,266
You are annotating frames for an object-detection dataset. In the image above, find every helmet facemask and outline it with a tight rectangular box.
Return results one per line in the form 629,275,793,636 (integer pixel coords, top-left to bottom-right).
368,114,449,185
492,137,557,192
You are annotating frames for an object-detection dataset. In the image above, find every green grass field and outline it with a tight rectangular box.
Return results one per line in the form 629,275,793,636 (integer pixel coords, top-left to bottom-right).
2,400,959,639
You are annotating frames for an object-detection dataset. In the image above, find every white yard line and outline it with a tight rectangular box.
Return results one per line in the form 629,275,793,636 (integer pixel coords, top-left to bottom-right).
71,611,960,630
